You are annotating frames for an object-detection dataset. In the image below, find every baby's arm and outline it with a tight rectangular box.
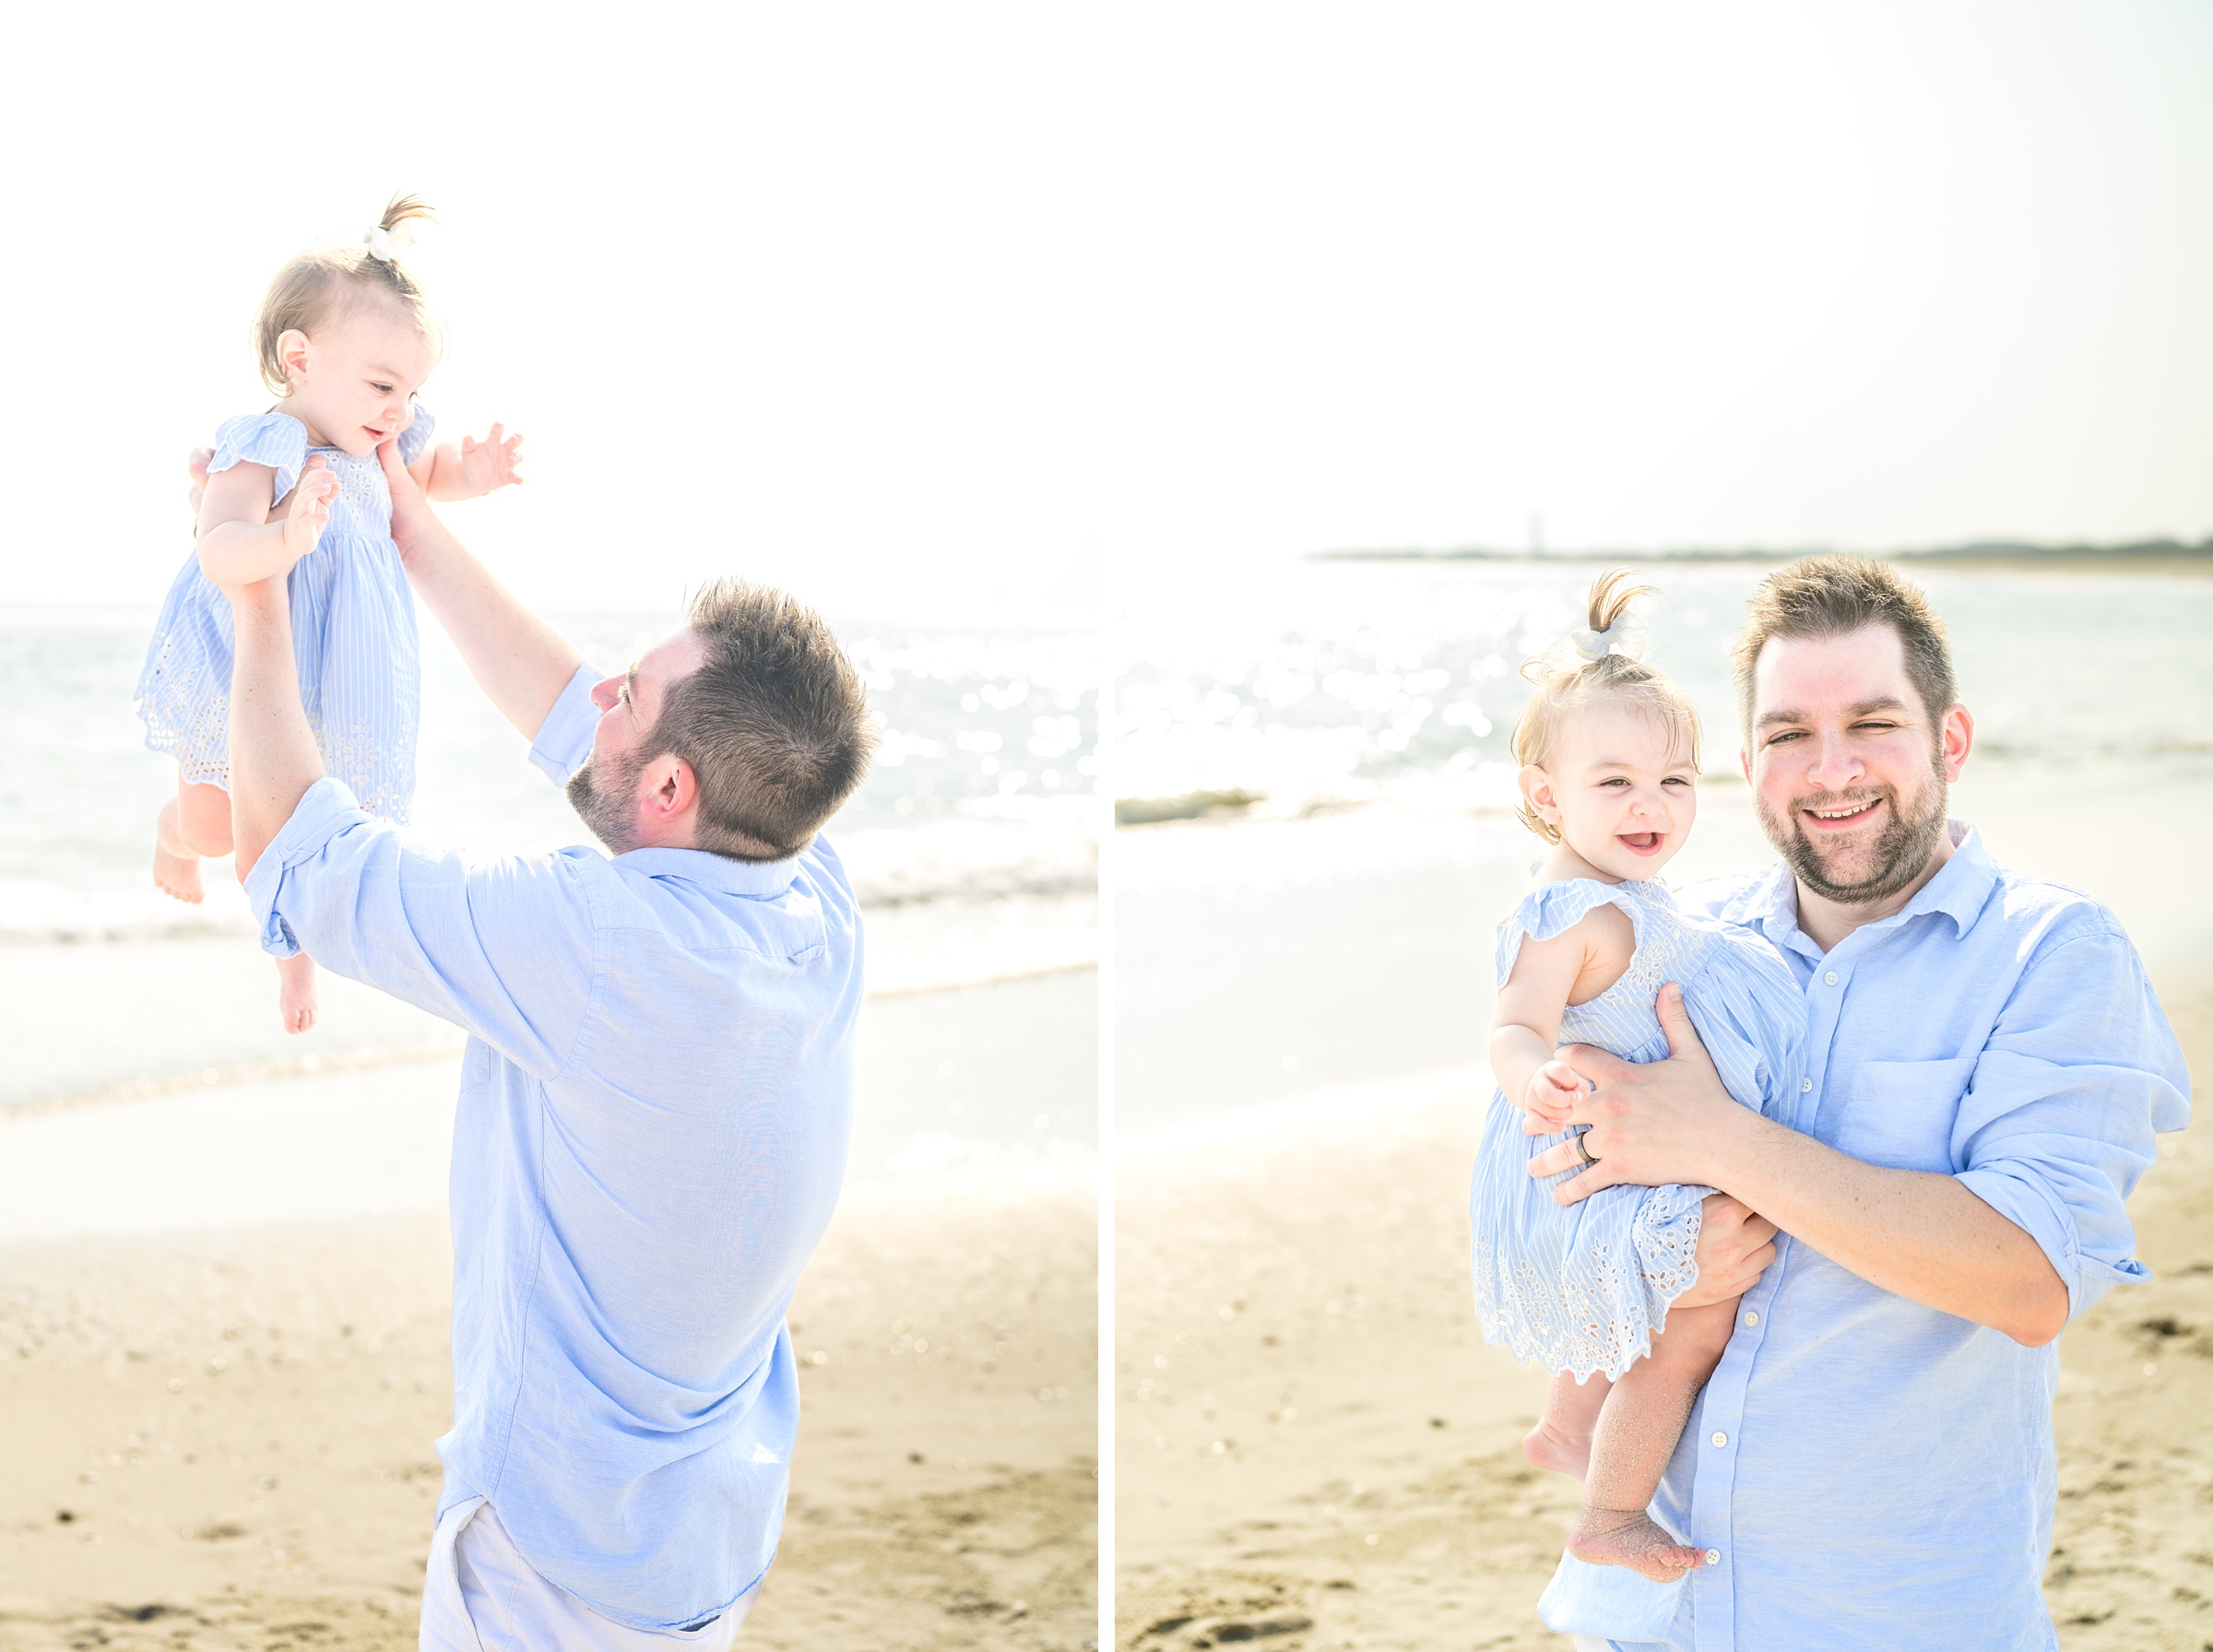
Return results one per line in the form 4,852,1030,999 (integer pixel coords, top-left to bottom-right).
1491,904,1635,1127
409,422,524,502
195,458,337,587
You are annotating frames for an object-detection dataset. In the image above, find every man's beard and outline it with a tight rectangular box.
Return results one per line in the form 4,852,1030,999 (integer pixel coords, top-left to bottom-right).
567,747,648,855
1757,753,1949,907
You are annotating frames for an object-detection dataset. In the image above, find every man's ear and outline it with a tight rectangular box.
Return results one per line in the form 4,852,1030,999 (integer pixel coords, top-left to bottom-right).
1939,704,1973,782
640,754,698,823
276,329,312,385
1738,745,1752,785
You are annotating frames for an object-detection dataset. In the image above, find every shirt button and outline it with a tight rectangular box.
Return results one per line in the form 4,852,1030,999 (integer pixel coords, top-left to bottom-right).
1743,1311,1758,1326
1710,1431,1728,1447
1800,1077,1813,1092
1823,970,1840,985
1705,1548,1722,1566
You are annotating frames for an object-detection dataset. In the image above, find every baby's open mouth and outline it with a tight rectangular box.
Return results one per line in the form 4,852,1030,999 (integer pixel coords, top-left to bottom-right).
1616,831,1663,855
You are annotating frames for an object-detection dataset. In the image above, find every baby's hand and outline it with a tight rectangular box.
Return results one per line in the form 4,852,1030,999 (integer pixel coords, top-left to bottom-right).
1522,1059,1584,1128
281,456,338,562
457,423,525,494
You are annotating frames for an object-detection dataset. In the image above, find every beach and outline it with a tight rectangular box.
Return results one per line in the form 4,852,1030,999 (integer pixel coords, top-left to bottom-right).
0,599,1100,1648
0,1143,1097,1651
1113,777,2210,1650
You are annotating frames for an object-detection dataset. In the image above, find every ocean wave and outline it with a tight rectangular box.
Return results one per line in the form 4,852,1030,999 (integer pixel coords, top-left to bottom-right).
0,811,1097,948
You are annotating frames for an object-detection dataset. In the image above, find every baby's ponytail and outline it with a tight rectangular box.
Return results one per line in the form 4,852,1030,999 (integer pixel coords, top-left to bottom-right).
378,194,436,238
1509,569,1701,844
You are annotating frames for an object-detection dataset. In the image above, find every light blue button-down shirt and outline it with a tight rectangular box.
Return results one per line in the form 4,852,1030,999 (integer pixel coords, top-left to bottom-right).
243,665,863,1631
1537,823,2190,1651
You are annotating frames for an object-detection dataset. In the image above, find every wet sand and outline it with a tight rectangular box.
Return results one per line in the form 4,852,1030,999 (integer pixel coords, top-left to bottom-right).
1113,990,2207,1651
0,1165,1096,1651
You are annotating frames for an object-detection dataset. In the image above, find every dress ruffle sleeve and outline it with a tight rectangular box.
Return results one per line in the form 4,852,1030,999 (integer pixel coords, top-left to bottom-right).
395,402,436,467
207,413,312,505
1495,878,1642,988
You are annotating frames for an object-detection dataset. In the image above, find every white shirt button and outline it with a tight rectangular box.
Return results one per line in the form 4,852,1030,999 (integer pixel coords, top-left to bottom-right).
1743,1310,1758,1326
1711,1431,1728,1447
1705,1548,1722,1566
1824,970,1840,985
1800,1077,1813,1092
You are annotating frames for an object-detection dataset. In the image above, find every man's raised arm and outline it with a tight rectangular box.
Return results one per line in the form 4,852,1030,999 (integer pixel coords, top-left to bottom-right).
227,579,328,882
373,439,583,744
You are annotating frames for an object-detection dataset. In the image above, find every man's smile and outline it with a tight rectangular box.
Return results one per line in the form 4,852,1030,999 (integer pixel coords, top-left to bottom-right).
1801,796,1884,832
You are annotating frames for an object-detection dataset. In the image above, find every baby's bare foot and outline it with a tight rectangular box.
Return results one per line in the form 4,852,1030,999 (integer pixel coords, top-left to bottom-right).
1568,1506,1706,1584
1523,1419,1591,1480
278,956,318,1034
154,799,207,903
153,840,204,903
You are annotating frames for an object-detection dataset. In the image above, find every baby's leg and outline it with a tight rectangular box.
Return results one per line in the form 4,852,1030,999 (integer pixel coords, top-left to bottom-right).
277,952,319,1035
1524,1370,1611,1480
153,779,234,903
1568,1298,1739,1584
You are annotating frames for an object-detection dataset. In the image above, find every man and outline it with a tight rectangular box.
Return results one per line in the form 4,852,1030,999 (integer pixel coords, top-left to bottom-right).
212,439,876,1647
1528,557,2189,1649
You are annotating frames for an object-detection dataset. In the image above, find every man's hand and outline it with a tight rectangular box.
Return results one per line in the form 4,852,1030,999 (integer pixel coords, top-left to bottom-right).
1528,983,1757,1203
376,436,444,562
186,447,213,520
1675,1195,1779,1306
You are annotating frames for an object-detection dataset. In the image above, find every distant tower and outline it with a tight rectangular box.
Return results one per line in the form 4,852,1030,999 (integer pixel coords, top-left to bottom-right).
1528,511,1545,557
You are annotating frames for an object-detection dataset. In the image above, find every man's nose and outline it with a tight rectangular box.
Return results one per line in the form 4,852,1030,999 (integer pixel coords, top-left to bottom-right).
1805,731,1863,791
590,676,622,711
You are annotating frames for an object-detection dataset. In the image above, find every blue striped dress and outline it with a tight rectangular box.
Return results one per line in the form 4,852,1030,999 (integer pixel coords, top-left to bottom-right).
1471,876,1805,1381
136,407,434,822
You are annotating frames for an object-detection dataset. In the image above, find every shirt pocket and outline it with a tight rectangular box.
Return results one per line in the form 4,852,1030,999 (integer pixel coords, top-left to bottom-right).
1833,1056,1978,1172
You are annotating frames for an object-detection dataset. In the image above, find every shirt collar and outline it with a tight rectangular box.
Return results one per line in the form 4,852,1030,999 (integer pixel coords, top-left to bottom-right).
1748,819,1995,954
613,844,801,898
1906,820,1996,937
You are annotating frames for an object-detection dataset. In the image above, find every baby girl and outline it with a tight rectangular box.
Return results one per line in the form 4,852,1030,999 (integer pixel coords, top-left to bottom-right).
1470,572,1804,1582
136,196,522,1031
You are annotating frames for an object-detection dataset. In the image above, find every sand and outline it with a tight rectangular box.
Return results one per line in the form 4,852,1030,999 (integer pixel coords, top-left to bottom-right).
1113,989,2208,1651
0,1164,1097,1651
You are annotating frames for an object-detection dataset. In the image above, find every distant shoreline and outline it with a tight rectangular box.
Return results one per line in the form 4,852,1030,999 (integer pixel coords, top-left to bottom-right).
1310,538,2213,570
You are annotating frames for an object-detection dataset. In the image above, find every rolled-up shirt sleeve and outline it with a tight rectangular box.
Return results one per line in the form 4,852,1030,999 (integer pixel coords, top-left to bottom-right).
243,776,595,1082
528,663,604,787
1953,926,2193,1320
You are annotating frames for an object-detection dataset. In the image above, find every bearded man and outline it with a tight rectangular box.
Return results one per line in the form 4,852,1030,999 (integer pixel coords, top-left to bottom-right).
1530,556,2190,1650
210,440,875,1649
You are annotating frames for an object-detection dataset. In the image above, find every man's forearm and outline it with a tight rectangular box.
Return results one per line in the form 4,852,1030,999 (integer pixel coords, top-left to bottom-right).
397,513,582,741
228,583,326,879
1712,1111,2069,1346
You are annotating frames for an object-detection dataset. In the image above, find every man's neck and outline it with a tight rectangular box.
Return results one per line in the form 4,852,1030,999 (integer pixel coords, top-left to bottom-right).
1792,826,1957,953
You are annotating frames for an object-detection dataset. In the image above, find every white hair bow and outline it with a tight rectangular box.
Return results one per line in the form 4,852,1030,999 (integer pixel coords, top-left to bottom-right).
1568,610,1649,663
359,221,416,262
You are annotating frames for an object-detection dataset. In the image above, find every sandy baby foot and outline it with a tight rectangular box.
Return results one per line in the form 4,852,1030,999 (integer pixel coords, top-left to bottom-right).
278,954,319,1034
153,802,205,903
1523,1418,1592,1480
1568,1506,1707,1584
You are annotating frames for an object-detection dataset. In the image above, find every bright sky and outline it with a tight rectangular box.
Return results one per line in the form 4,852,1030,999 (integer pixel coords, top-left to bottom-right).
6,3,2208,621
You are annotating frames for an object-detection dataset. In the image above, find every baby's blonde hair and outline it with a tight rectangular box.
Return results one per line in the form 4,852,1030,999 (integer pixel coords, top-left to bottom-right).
252,195,444,394
1510,569,1702,844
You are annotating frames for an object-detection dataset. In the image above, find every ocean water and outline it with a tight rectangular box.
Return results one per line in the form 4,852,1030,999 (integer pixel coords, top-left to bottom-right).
0,605,1100,1172
5,604,1097,944
1111,556,2213,811
1112,555,2213,1130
